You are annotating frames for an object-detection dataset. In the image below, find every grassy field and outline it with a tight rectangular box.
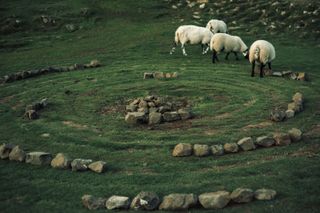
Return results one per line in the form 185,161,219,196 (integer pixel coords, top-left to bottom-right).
0,0,320,212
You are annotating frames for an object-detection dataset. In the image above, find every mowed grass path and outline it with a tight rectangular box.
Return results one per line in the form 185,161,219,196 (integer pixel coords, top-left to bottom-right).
0,0,320,212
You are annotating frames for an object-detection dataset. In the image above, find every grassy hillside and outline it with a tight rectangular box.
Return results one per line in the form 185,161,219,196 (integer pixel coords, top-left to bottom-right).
0,0,319,212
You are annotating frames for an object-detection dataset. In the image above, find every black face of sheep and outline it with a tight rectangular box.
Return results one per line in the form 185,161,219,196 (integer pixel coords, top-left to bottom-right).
243,49,249,59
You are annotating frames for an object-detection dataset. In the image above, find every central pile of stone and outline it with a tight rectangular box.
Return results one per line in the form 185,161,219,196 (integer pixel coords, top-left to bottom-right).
125,96,193,125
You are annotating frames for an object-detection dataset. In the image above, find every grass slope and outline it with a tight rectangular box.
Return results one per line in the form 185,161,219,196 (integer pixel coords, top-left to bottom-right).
0,0,320,212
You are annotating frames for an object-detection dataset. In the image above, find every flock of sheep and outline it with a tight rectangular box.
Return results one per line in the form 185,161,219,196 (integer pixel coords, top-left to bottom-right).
170,19,276,78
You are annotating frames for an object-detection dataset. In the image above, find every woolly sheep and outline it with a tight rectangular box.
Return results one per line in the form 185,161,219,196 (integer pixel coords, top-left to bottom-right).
170,25,213,56
210,33,248,63
206,19,228,34
248,40,276,77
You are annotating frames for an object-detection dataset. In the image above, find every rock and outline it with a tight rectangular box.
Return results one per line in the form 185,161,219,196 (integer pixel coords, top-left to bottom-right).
285,109,295,118
172,143,193,157
237,137,256,151
165,73,172,78
106,195,131,210
0,143,15,159
88,161,107,173
144,72,154,79
178,109,192,120
131,99,140,105
139,100,148,108
125,112,147,124
270,109,286,122
199,191,231,209
126,105,137,112
71,159,93,171
199,3,206,9
292,92,303,104
148,112,162,125
25,152,52,165
230,188,254,203
82,194,106,210
159,105,171,113
193,144,210,157
288,128,302,142
130,191,160,210
288,102,303,113
159,193,198,210
211,145,224,156
296,72,307,81
65,24,77,32
149,107,158,113
255,136,275,147
51,153,71,169
25,110,39,120
147,102,155,108
223,143,239,153
163,111,181,122
172,72,178,78
153,72,164,79
137,107,149,114
9,146,26,162
254,189,277,200
89,60,101,67
273,133,291,146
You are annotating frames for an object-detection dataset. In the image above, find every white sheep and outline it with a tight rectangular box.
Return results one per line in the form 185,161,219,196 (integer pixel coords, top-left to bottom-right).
206,19,228,34
210,33,248,63
170,25,213,56
248,40,276,77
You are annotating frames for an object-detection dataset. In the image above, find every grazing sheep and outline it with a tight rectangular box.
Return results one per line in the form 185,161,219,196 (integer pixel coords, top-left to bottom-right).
248,40,276,77
206,19,228,34
210,33,248,63
170,25,213,56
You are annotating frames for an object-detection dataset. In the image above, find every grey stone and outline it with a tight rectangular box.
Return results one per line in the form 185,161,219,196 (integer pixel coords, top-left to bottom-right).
254,189,277,200
230,188,254,203
159,193,198,210
51,153,71,169
148,112,162,125
223,143,239,153
106,195,130,210
71,159,93,171
65,24,77,32
138,100,148,108
125,112,147,124
82,194,106,210
163,111,181,122
26,152,52,165
178,109,192,120
137,107,149,114
292,92,303,104
270,109,286,122
144,72,154,79
88,161,107,173
288,102,303,113
9,146,26,162
199,191,231,209
159,105,171,113
237,137,256,151
172,143,193,157
211,145,224,156
288,128,302,142
255,136,275,147
285,109,295,118
273,133,291,146
153,72,164,79
149,107,158,113
0,143,15,159
147,101,155,108
25,110,39,120
126,105,137,112
130,191,160,210
193,144,210,157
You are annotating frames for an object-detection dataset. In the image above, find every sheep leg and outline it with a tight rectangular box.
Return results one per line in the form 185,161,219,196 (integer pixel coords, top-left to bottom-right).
268,62,272,70
201,44,206,54
170,41,176,54
181,44,187,56
204,44,210,54
225,52,230,60
234,52,239,60
212,50,217,63
251,61,255,77
260,64,265,78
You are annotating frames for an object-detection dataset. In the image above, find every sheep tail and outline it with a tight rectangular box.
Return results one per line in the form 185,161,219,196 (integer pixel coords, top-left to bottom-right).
174,31,180,45
254,47,260,60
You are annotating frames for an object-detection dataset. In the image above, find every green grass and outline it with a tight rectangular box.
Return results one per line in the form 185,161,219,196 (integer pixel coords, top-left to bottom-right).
0,0,320,212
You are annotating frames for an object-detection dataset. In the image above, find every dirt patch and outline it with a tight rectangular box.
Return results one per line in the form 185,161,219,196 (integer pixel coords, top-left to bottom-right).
243,99,257,107
11,101,23,110
204,128,223,136
214,112,232,119
242,121,273,130
289,144,320,158
62,121,88,130
0,95,14,104
100,104,125,115
304,124,320,138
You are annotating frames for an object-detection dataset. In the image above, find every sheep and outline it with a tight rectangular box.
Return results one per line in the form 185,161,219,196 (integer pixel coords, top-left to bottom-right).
248,40,276,78
210,33,248,63
206,19,228,34
170,25,213,56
